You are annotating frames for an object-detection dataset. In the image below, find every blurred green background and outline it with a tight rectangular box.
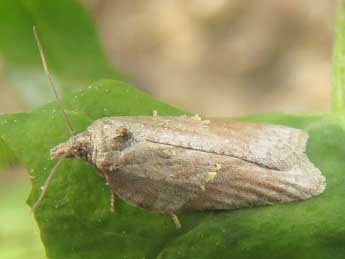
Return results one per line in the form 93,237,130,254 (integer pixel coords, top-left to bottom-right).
0,1,336,258
0,169,44,258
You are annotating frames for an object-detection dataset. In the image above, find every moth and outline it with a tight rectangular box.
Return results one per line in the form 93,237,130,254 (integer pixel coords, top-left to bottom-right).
32,27,326,229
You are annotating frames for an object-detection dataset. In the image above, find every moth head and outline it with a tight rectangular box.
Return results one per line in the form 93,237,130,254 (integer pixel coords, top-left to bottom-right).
50,131,92,161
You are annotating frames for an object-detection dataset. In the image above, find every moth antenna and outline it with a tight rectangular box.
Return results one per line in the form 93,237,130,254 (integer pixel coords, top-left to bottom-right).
32,155,66,211
33,25,75,136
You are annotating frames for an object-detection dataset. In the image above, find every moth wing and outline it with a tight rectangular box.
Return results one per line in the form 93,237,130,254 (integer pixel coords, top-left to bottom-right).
106,142,325,212
106,143,201,212
182,156,325,211
143,117,309,171
99,116,308,171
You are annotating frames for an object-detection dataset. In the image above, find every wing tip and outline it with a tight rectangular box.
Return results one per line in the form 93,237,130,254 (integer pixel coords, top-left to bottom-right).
273,128,309,171
303,157,327,198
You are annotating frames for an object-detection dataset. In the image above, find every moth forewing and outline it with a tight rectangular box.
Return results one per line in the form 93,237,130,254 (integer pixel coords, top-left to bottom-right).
90,116,309,171
86,118,325,212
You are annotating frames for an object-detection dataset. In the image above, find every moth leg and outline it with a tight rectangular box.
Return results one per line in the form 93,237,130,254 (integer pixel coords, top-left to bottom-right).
169,212,181,229
100,170,116,213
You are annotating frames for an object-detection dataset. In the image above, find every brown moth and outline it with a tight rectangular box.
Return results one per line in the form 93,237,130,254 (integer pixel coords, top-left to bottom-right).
32,27,326,229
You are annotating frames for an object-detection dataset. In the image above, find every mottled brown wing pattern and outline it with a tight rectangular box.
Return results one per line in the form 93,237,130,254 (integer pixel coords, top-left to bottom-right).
181,157,323,211
95,116,308,171
105,141,324,212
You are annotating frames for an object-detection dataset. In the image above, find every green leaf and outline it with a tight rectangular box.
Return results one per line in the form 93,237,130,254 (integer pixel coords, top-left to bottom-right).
332,1,345,112
0,0,124,107
0,176,45,259
0,138,16,170
0,79,343,259
0,0,124,169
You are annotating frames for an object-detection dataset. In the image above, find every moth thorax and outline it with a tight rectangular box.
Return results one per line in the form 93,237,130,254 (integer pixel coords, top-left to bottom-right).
111,127,133,151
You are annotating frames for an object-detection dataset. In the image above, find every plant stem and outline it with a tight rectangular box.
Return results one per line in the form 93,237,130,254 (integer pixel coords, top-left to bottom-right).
333,1,345,112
